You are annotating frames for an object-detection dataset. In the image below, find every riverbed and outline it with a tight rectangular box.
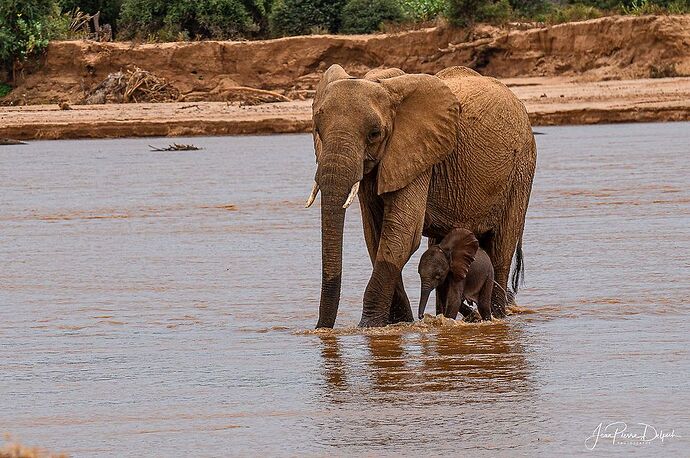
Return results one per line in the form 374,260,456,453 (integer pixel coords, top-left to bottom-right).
1,123,688,456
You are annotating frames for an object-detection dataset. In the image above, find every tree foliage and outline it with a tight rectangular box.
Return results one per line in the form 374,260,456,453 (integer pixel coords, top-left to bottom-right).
399,0,446,20
447,0,514,25
269,0,347,36
118,0,259,40
340,0,404,34
0,0,64,78
1,0,687,48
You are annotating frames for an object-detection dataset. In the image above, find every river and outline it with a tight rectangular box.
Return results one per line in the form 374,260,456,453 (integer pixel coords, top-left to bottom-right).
1,122,688,456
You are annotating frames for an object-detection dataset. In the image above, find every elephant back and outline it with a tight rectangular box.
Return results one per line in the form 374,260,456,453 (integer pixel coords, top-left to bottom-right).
433,67,535,232
435,66,481,79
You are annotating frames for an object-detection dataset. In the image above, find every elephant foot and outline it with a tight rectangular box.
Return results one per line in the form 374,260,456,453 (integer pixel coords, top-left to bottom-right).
491,305,507,319
462,310,482,323
358,317,389,328
389,303,414,324
491,290,508,318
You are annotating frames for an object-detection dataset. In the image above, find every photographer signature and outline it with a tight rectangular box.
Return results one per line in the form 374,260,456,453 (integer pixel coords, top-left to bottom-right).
585,422,680,450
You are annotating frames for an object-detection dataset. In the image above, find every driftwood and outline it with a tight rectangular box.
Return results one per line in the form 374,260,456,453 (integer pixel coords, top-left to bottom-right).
84,66,179,104
149,143,201,151
0,138,26,145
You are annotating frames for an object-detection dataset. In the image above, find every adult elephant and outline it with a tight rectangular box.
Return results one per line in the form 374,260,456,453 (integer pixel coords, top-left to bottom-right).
306,65,536,328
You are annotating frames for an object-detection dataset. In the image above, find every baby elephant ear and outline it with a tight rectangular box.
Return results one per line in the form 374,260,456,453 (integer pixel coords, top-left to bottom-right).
450,229,479,279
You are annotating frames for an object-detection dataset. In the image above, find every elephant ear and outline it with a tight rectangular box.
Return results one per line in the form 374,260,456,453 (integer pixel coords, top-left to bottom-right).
449,229,479,280
377,74,459,195
313,64,351,163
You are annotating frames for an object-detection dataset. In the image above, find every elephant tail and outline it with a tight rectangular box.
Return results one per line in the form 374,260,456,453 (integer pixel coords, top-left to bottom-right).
511,239,524,294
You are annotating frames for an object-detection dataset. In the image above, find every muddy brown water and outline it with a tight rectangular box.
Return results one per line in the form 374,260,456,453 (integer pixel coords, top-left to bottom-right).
1,123,689,456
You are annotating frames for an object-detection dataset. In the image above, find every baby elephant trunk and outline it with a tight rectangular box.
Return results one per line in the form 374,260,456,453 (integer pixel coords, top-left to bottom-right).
418,285,434,320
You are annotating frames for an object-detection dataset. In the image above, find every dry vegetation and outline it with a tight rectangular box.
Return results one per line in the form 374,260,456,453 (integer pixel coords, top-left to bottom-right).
84,66,180,104
0,436,67,458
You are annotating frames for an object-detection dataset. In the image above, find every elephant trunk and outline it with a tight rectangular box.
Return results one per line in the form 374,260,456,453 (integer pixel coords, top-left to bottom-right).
317,193,346,328
418,284,433,320
315,142,363,329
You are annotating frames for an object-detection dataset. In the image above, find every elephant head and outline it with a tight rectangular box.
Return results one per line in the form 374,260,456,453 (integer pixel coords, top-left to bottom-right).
417,246,451,319
418,229,479,319
306,65,460,328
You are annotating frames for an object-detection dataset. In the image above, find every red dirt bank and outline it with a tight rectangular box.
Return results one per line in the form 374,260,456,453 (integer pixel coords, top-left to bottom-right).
5,15,690,105
1,15,689,139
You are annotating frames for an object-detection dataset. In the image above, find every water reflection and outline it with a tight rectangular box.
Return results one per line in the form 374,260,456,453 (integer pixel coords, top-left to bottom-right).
319,335,348,394
365,335,410,393
313,324,535,453
317,322,532,399
419,324,530,395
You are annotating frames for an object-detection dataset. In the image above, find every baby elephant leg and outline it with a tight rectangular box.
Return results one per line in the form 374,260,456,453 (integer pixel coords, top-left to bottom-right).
435,279,448,316
459,300,481,322
444,284,461,320
477,282,493,321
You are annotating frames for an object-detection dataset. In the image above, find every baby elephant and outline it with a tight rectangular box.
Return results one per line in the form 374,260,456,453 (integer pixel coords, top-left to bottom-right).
418,228,494,321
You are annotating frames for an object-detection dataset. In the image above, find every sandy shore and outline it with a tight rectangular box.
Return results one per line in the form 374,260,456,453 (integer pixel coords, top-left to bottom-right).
1,76,689,140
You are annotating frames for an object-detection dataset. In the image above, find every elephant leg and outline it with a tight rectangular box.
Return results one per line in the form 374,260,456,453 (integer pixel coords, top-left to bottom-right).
426,237,446,316
389,274,413,323
486,230,514,318
360,179,413,324
459,300,480,322
444,282,462,320
435,278,448,316
488,187,531,318
477,283,493,321
359,172,430,327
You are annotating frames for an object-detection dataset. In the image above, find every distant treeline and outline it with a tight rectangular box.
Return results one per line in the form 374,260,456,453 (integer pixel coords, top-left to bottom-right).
1,0,689,81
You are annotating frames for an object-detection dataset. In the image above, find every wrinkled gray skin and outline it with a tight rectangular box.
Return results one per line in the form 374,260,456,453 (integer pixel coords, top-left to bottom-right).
418,229,494,321
309,65,536,328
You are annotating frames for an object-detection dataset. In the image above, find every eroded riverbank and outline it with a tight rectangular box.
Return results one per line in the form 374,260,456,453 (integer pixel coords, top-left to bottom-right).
2,77,689,140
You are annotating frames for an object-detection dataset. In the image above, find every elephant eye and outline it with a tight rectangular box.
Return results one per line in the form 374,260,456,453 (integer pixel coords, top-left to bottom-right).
367,128,381,143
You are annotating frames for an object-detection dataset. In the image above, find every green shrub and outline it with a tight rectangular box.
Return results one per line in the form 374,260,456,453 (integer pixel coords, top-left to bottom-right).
544,3,603,23
193,0,255,38
118,0,260,40
0,82,11,96
447,0,516,26
340,0,404,33
666,0,690,12
508,0,550,17
573,0,688,12
621,0,665,14
481,0,513,22
269,0,347,36
399,0,446,21
0,0,66,78
118,0,165,38
447,0,480,26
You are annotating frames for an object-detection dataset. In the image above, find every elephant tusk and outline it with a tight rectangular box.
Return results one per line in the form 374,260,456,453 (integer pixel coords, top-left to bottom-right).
305,181,319,208
342,181,360,209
